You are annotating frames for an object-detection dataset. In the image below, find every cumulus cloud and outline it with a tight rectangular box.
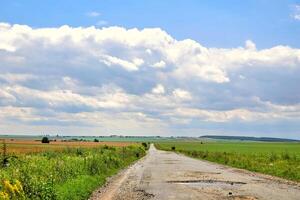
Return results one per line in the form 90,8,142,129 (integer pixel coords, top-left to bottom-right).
0,23,300,137
172,89,192,101
99,55,142,71
152,84,165,94
152,60,166,68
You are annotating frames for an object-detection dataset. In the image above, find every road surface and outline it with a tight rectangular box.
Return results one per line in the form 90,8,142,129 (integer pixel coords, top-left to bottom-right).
90,144,300,200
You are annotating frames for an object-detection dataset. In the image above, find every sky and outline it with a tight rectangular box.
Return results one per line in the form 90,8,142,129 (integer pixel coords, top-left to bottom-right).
0,0,300,138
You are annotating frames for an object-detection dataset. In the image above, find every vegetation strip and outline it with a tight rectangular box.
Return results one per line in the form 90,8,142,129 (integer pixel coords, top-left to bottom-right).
0,141,148,200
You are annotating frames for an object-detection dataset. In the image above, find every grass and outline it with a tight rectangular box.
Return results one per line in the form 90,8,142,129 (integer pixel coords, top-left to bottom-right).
155,141,300,182
0,141,146,200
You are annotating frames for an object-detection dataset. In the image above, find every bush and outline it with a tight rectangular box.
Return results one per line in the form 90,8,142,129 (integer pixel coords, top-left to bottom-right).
41,137,50,144
142,142,148,149
1,140,9,167
171,146,176,151
94,139,99,142
281,152,290,160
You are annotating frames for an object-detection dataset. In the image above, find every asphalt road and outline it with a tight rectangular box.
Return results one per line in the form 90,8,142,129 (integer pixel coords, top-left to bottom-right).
90,144,300,200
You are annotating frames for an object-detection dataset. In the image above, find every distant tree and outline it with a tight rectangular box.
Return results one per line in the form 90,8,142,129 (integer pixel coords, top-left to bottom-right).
41,137,50,143
171,146,176,151
94,139,99,142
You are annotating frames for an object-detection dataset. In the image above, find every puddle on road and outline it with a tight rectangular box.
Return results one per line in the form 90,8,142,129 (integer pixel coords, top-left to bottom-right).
167,179,246,188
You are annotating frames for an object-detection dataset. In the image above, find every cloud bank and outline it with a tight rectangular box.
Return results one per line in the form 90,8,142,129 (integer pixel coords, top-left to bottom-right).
0,23,300,137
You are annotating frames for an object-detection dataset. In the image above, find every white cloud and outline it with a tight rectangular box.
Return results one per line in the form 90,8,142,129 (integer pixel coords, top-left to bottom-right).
245,40,256,50
172,89,192,100
0,23,300,136
152,60,166,68
294,14,300,20
291,4,300,21
0,73,37,83
152,84,165,94
99,55,141,71
86,11,101,17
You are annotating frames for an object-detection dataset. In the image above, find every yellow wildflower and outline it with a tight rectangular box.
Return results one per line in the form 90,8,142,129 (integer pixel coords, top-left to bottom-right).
1,179,25,199
3,180,15,196
0,191,9,200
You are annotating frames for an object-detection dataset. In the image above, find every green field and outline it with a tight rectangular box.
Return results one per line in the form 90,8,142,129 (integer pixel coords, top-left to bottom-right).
0,144,146,200
0,135,173,143
155,141,300,182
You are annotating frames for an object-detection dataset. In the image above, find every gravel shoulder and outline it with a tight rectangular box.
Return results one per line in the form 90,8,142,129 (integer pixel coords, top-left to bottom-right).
90,144,300,200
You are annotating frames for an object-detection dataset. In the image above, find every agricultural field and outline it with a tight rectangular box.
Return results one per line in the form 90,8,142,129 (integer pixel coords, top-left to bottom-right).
155,141,300,182
0,138,147,200
1,139,135,154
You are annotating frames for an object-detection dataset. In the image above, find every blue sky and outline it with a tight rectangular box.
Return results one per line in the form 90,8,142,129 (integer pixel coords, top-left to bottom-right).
0,1,300,138
1,0,300,48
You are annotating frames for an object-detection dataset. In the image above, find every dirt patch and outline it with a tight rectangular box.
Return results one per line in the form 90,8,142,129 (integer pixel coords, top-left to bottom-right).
134,189,155,199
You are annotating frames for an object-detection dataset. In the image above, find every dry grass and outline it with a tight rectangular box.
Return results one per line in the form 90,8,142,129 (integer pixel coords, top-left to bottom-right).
1,139,136,154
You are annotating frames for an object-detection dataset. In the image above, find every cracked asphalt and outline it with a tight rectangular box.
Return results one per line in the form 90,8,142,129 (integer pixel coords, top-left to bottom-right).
90,144,300,200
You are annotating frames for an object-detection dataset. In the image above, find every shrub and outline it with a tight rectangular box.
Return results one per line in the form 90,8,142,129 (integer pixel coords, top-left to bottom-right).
1,140,9,167
281,152,290,160
171,146,176,151
142,142,148,149
41,137,50,144
94,139,99,142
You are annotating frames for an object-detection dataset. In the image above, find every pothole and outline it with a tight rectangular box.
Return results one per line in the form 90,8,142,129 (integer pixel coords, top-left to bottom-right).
134,189,155,199
185,171,221,176
167,179,246,186
228,195,258,200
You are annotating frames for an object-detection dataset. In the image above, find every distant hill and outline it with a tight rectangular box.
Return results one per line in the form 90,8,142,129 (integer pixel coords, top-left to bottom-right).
200,135,300,142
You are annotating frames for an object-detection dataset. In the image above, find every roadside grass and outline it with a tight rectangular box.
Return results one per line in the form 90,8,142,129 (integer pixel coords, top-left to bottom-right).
155,141,300,182
0,144,146,200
